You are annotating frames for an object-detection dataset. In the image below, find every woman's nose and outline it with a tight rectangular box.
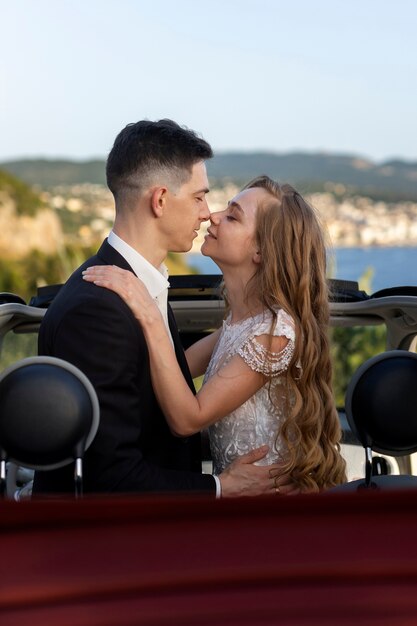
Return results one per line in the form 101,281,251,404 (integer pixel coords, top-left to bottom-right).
210,210,222,224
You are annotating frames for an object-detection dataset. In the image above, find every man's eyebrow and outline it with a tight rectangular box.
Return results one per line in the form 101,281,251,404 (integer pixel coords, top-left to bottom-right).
227,200,244,213
194,187,210,195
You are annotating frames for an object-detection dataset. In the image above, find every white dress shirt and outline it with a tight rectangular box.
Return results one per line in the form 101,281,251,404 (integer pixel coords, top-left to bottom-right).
108,230,172,340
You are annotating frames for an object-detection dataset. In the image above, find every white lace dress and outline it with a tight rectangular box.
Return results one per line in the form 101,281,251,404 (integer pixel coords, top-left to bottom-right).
204,308,296,475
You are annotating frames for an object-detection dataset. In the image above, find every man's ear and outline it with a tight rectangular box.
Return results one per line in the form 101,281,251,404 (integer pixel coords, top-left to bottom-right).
150,187,168,218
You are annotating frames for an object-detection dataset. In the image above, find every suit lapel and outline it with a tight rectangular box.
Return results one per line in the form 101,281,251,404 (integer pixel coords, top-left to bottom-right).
98,239,195,392
168,305,195,392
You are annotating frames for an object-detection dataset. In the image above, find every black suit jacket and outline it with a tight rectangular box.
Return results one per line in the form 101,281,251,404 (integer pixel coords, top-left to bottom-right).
33,240,215,495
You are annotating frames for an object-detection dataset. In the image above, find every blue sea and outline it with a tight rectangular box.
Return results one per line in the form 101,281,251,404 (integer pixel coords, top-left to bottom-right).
187,246,417,295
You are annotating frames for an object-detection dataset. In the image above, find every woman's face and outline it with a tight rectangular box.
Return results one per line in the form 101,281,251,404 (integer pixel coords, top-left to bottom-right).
201,187,270,269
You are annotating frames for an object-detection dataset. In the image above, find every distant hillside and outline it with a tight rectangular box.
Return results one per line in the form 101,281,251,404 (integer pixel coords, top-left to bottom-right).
0,169,46,216
2,153,417,200
0,159,107,187
0,168,63,259
208,153,417,201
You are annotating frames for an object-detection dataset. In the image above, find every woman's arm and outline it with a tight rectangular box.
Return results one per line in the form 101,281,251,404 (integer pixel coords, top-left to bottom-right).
151,328,288,436
82,265,288,436
185,327,221,378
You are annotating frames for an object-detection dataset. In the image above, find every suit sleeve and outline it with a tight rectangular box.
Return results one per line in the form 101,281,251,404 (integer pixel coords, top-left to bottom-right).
42,289,216,495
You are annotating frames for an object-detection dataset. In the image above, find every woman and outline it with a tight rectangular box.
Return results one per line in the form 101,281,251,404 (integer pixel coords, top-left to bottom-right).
83,176,346,492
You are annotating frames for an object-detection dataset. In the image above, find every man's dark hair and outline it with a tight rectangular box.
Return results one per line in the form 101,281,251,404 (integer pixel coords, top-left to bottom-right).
106,119,213,199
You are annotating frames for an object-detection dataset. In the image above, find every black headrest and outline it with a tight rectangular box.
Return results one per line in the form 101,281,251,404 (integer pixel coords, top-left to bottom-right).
0,357,99,469
345,351,417,456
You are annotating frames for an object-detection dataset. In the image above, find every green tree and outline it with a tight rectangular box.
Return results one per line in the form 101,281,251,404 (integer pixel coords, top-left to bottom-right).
330,324,387,407
0,169,45,216
0,244,97,303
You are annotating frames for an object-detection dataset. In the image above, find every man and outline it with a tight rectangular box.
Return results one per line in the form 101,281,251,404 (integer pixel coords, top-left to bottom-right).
33,119,285,497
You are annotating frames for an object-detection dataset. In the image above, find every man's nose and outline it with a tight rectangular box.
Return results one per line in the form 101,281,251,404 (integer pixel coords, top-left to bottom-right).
200,199,211,221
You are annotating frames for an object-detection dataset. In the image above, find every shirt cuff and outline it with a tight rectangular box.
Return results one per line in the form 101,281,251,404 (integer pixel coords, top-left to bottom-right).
213,474,221,498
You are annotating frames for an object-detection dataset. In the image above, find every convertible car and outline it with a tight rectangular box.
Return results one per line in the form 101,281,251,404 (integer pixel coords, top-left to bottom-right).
1,276,417,625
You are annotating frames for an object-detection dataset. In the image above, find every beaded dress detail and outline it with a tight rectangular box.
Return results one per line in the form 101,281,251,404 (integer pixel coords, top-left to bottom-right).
204,308,296,474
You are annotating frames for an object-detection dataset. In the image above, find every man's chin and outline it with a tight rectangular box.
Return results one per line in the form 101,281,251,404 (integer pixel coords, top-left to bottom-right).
170,243,193,254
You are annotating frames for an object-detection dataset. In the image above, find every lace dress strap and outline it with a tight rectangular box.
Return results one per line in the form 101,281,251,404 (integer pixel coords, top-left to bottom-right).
237,309,295,376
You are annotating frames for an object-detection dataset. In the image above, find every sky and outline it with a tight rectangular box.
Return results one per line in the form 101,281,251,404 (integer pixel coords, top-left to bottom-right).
1,0,417,163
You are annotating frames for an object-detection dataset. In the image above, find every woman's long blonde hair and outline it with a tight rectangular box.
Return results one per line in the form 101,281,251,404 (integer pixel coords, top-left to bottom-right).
243,175,346,491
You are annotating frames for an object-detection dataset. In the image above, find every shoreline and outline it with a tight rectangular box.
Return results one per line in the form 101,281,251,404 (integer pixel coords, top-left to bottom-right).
185,247,417,293
190,239,417,254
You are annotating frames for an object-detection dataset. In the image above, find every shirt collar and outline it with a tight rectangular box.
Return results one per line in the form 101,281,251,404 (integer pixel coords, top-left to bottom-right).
107,230,169,299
